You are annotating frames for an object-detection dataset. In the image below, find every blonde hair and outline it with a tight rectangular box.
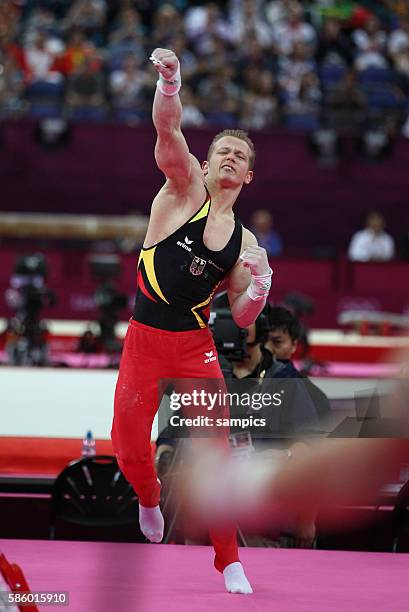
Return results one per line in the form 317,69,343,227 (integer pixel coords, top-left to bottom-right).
207,129,256,170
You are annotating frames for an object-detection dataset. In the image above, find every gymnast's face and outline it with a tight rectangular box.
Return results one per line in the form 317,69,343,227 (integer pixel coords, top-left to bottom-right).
203,136,253,188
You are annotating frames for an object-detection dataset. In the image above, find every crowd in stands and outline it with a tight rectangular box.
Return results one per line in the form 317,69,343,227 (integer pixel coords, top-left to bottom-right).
1,0,409,132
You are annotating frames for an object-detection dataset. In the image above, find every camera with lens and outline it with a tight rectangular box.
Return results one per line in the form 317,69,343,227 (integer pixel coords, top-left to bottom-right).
88,254,128,353
209,292,271,362
5,253,56,365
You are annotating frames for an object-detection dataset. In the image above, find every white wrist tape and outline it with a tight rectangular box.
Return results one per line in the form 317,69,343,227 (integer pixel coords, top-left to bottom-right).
157,61,181,96
246,268,273,301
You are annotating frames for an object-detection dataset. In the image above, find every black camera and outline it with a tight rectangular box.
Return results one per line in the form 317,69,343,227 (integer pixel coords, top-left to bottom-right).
210,309,248,361
210,292,272,361
87,254,128,353
5,254,56,365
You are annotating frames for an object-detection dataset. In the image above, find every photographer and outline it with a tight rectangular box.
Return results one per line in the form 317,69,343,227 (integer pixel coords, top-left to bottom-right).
156,295,319,453
210,293,319,445
155,294,320,547
210,292,319,548
265,306,332,426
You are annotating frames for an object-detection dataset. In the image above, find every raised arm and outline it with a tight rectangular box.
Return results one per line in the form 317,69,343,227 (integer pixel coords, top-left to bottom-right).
151,48,193,189
227,229,273,328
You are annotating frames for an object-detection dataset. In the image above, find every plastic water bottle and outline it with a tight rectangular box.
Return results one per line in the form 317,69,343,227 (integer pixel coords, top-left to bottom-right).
82,430,96,458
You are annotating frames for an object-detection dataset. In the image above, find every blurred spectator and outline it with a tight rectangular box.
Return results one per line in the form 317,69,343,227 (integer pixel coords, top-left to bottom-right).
0,54,25,114
0,0,20,25
316,18,353,67
353,15,388,71
273,2,316,57
151,4,183,49
230,0,272,48
22,6,60,48
392,0,409,20
62,0,107,47
266,0,292,28
169,34,198,81
348,211,395,262
65,54,106,115
388,16,409,62
236,36,275,77
389,24,409,103
198,66,240,126
391,44,409,80
192,34,235,78
0,12,25,71
250,209,283,257
278,42,317,104
285,70,321,118
325,69,367,132
389,41,409,117
24,29,63,85
359,0,397,29
109,6,145,44
229,0,265,23
397,211,409,260
184,3,232,55
108,5,145,62
109,54,146,116
58,28,90,75
0,0,21,50
180,85,206,127
240,64,264,94
239,70,278,130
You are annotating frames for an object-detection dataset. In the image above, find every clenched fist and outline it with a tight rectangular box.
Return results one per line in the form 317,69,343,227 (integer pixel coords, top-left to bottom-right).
240,246,270,277
241,246,272,301
150,48,179,80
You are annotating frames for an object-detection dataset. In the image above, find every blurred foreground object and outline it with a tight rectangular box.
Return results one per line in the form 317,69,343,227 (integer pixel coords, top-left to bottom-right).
179,350,409,532
182,437,409,534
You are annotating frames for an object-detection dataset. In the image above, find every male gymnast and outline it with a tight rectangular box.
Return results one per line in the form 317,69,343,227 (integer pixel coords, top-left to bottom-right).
111,48,272,594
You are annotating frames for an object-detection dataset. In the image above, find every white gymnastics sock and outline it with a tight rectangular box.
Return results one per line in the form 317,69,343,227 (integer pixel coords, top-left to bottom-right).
223,562,253,594
139,504,164,543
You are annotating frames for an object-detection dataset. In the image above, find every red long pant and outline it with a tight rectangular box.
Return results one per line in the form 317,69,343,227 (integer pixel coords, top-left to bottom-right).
111,318,239,572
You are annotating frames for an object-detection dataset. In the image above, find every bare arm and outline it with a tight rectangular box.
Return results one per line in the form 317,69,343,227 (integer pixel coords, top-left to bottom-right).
227,229,272,327
151,48,192,189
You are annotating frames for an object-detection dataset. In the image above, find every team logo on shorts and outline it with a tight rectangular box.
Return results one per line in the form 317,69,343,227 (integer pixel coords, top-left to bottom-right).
204,350,217,364
190,256,207,276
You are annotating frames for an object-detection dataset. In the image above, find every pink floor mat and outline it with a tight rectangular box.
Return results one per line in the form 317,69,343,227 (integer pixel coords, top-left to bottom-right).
0,540,408,612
